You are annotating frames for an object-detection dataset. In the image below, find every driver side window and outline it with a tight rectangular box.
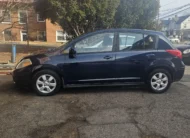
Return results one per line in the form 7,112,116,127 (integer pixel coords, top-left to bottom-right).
74,33,114,53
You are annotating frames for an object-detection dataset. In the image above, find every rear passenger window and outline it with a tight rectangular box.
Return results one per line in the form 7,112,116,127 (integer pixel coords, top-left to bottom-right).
119,33,143,51
158,36,172,50
119,33,156,51
144,35,156,50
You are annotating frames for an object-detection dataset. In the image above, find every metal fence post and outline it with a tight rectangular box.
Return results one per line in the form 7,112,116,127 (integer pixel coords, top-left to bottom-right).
11,44,16,63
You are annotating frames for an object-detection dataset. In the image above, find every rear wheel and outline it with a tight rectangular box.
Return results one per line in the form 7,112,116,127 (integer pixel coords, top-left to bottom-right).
148,69,172,94
32,70,61,96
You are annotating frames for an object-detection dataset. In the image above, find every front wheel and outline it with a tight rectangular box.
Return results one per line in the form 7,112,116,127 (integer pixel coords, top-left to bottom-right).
32,70,61,96
148,69,172,94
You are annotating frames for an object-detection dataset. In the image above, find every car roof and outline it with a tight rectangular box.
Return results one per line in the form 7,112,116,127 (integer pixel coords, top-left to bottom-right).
94,28,164,36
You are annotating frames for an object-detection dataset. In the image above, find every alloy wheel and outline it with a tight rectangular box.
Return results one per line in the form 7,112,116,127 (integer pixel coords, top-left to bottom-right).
151,73,168,91
36,74,57,94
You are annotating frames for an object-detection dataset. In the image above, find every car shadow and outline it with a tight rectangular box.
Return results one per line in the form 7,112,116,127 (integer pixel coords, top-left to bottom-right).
0,76,149,96
14,86,36,96
60,85,149,95
0,79,35,96
6,84,149,96
13,85,149,96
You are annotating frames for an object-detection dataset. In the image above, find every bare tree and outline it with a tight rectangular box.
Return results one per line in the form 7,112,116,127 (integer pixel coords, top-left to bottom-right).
0,0,35,49
0,0,34,33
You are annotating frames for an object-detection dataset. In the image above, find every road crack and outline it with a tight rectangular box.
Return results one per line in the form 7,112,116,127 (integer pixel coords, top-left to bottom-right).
172,111,190,120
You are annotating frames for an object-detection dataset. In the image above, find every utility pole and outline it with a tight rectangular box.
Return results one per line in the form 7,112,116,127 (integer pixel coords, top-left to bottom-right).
157,0,160,30
26,13,29,48
23,12,30,53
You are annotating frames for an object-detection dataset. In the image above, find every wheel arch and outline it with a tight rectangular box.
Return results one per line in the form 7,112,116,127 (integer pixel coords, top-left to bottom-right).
31,64,64,81
145,65,174,82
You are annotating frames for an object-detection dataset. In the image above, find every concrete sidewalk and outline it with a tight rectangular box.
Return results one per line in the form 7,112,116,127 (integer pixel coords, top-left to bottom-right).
0,41,62,47
0,71,12,75
0,42,58,63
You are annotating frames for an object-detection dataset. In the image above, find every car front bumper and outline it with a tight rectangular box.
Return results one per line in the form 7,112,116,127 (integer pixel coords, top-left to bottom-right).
12,66,33,86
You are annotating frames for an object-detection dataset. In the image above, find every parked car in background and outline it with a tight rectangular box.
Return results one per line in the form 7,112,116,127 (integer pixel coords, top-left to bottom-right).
175,44,190,65
169,37,180,44
12,29,185,96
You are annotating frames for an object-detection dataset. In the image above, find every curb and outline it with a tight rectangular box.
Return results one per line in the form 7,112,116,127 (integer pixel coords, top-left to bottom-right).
0,63,15,71
0,72,12,75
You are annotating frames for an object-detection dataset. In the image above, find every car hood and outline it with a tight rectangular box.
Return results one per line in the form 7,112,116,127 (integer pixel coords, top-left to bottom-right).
21,48,62,65
23,48,61,59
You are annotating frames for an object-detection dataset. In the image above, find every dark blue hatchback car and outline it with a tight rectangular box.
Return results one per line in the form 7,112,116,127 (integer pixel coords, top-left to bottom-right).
13,29,185,96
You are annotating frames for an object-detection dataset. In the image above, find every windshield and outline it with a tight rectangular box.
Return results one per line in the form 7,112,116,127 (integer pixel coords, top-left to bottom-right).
56,39,73,51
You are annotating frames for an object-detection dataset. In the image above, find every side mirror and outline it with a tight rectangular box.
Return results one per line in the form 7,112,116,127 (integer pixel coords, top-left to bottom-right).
69,47,76,58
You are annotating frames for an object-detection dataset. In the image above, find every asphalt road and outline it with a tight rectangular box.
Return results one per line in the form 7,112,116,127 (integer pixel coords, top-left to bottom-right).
0,68,190,138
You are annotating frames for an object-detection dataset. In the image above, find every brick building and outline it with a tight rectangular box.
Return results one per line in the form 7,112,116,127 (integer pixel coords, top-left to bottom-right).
0,0,67,43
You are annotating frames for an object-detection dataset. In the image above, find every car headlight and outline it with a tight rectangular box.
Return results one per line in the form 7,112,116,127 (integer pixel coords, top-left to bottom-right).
183,49,190,54
16,59,32,69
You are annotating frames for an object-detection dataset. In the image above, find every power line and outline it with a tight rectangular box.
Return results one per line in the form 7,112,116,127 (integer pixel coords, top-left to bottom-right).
160,3,190,19
160,0,177,8
161,7,181,12
160,3,190,12
160,6,190,19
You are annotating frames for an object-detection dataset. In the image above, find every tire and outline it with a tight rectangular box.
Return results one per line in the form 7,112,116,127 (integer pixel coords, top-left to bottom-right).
148,69,172,94
32,70,61,96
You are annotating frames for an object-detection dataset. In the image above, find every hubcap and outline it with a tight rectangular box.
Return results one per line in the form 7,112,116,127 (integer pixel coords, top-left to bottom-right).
36,74,57,94
151,73,168,91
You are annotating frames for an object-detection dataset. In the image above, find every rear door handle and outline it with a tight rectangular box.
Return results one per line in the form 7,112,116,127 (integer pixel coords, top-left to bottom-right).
104,55,113,60
146,54,156,61
146,54,156,60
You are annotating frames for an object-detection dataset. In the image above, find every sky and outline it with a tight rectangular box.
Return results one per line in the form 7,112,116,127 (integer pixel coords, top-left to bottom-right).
160,0,189,10
160,0,190,19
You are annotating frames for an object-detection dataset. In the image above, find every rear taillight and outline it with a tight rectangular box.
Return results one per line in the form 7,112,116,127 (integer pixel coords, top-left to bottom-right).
166,49,182,59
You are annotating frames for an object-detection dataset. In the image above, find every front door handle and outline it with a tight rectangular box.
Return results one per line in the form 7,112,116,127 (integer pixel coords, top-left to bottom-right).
104,55,113,60
129,59,140,64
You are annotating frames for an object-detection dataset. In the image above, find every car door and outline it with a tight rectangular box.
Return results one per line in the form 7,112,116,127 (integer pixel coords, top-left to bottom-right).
63,31,117,84
115,31,158,81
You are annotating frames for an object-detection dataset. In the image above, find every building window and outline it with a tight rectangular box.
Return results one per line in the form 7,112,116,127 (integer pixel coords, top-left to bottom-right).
4,30,12,41
184,24,187,28
56,30,67,42
18,11,27,24
20,30,28,41
37,14,45,22
1,10,11,23
37,31,46,41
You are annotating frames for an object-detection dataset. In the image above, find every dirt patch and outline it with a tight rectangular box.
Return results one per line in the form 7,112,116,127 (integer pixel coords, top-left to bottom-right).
29,98,92,138
29,114,88,138
142,135,167,138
